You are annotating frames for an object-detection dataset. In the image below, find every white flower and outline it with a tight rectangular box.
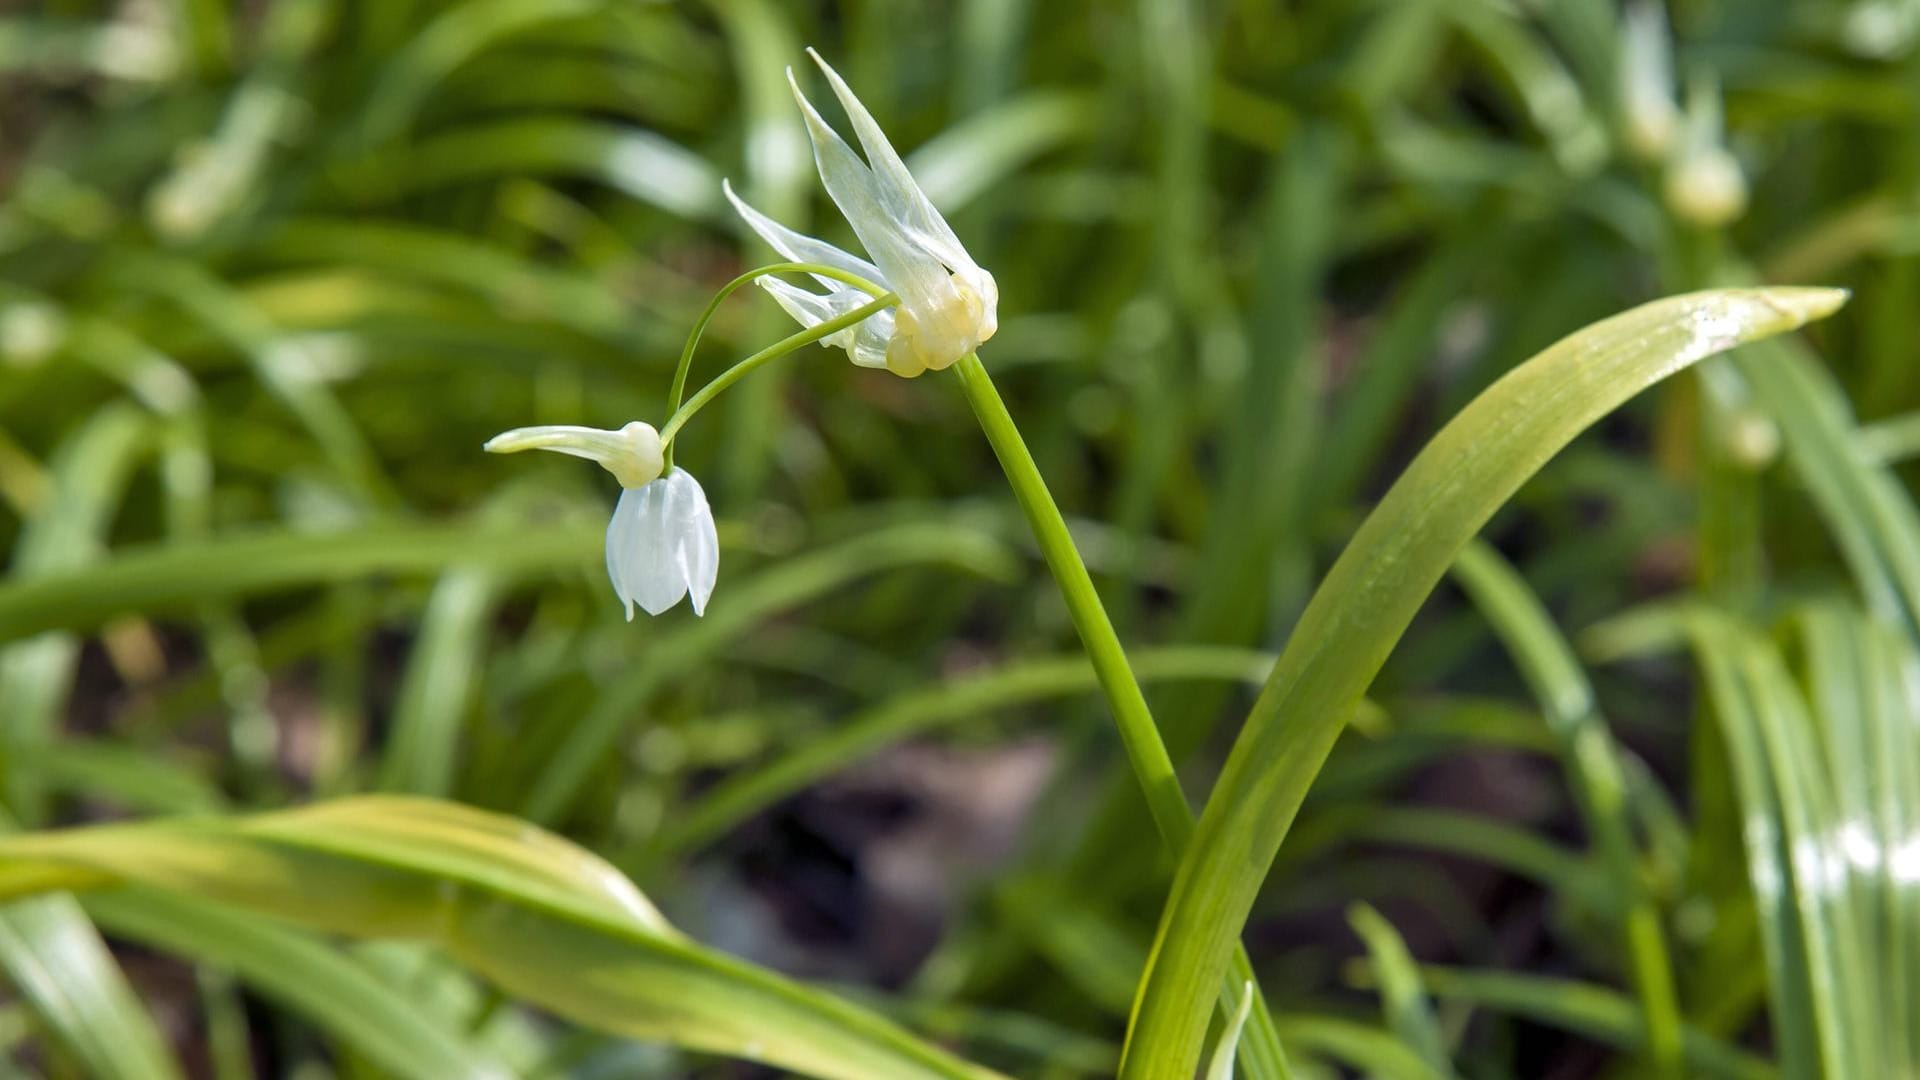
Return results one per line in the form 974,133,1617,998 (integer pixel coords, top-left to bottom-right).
1664,145,1747,228
483,421,719,619
1664,75,1747,229
724,49,998,379
1620,1,1679,161
604,468,719,619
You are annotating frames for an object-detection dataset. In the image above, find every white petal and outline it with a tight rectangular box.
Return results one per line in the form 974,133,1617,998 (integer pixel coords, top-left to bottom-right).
722,178,885,289
605,489,641,621
755,276,894,369
786,68,961,326
663,469,720,616
805,49,981,279
623,476,691,616
756,275,850,331
604,469,721,618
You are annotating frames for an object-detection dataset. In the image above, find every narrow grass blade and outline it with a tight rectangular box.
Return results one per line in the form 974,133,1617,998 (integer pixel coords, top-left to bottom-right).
1593,606,1877,1080
37,740,225,816
1736,334,1920,634
520,521,1016,823
1,404,149,817
85,888,515,1080
1346,904,1456,1079
0,521,601,643
330,117,721,220
0,797,1005,1080
904,92,1096,211
1794,605,1920,1077
354,0,602,146
653,646,1275,858
1344,806,1605,908
1267,1016,1448,1080
1119,287,1847,1079
1203,980,1253,1080
1385,965,1775,1080
0,896,182,1080
1449,540,1684,1075
380,567,499,796
0,408,182,1078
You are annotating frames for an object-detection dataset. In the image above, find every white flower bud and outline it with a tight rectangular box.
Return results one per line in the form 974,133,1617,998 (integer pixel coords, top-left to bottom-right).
1664,146,1747,228
483,421,663,489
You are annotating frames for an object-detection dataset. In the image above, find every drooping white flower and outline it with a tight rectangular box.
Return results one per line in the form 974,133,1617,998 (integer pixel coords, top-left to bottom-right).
484,421,718,619
724,49,998,379
604,468,718,619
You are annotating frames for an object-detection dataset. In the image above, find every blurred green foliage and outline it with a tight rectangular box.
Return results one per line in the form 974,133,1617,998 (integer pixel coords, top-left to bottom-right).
0,0,1917,1077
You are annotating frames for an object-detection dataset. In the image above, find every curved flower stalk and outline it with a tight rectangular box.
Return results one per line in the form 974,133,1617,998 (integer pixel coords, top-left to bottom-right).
483,421,717,619
724,49,997,378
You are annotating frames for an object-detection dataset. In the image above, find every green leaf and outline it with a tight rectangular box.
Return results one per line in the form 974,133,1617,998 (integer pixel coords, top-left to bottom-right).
904,91,1097,211
653,646,1276,858
520,520,1016,823
1345,904,1456,1080
380,567,500,796
1590,603,1902,1080
1449,540,1684,1075
1202,979,1253,1080
0,406,182,1080
1390,965,1774,1080
0,521,601,643
0,796,1005,1080
329,117,722,221
0,896,182,1080
1120,287,1848,1079
85,888,515,1080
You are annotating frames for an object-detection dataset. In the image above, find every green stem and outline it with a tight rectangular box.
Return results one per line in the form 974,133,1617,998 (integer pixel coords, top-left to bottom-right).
663,262,890,468
660,293,896,447
950,352,1293,1080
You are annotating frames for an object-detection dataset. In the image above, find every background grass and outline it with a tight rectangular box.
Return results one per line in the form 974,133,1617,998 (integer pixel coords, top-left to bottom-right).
0,0,1915,1077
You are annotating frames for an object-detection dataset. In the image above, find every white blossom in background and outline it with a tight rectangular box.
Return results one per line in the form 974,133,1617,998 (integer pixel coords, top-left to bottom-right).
1844,0,1920,60
484,421,718,619
0,301,66,368
1664,74,1747,229
1620,4,1747,229
1620,1,1679,161
725,49,998,379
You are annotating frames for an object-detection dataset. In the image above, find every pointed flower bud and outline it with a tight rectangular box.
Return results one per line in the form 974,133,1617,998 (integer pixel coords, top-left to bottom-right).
483,421,664,488
725,49,998,378
484,421,719,619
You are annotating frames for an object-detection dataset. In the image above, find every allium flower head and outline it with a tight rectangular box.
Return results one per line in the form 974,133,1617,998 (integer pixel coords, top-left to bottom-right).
484,421,718,619
725,49,998,378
